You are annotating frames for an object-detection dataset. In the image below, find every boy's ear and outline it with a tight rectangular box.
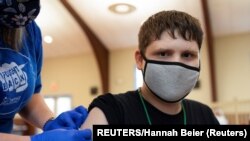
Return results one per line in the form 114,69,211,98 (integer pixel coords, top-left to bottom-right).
135,50,143,70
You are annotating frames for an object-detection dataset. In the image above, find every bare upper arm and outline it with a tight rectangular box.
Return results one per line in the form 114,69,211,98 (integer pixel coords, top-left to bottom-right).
80,107,108,130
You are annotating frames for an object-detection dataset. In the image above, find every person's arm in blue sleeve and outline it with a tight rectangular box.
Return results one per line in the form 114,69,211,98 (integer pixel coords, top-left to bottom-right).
19,21,87,131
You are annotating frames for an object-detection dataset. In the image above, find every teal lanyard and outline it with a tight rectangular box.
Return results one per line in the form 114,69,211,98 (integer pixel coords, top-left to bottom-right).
138,88,187,125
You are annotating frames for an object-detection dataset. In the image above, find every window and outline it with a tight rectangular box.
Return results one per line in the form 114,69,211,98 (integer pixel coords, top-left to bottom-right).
35,95,72,134
44,97,55,113
44,95,72,116
135,66,143,89
57,97,72,115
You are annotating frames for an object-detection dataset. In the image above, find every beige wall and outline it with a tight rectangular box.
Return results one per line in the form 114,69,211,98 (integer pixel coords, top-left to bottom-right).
109,48,137,93
41,53,101,107
214,33,250,103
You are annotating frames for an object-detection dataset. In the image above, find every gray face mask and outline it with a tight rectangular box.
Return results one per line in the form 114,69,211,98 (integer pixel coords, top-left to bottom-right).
142,57,200,103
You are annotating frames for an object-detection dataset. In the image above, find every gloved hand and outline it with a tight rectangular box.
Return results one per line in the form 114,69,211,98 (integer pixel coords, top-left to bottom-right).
31,129,91,141
43,105,88,131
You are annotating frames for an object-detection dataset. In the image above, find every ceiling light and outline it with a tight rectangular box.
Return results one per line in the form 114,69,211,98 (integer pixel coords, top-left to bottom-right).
108,3,136,14
44,35,53,44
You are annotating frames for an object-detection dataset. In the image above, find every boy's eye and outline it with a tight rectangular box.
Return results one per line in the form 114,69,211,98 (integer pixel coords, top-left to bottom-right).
158,51,172,57
182,52,196,58
160,52,166,57
182,53,191,58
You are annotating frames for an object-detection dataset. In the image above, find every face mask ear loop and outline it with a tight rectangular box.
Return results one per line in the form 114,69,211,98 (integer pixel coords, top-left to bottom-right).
140,52,148,78
140,51,147,60
140,52,154,103
196,59,201,81
198,60,201,71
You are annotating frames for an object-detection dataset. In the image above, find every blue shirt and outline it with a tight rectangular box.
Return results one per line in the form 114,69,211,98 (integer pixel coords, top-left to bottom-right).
0,21,43,133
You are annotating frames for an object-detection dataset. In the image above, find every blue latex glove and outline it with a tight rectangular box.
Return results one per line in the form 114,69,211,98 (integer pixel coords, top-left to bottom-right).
43,105,88,131
31,129,91,141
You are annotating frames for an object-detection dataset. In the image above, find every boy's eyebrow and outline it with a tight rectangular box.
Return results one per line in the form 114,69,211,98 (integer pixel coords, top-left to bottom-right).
155,48,173,52
183,49,198,53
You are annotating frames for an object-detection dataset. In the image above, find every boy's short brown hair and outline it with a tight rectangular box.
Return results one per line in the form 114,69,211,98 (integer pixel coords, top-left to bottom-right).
138,10,203,55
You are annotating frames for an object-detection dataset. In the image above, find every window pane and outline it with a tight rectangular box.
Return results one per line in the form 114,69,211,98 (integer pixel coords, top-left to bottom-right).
135,67,143,89
56,97,72,116
44,97,55,113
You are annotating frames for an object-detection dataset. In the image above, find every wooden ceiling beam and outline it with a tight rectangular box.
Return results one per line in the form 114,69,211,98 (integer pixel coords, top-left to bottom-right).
201,0,217,102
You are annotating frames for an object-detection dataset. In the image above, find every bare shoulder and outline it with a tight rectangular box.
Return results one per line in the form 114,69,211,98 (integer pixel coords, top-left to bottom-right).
80,107,108,130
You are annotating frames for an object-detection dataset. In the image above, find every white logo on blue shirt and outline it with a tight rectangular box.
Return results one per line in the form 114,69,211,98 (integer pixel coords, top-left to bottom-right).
0,62,28,93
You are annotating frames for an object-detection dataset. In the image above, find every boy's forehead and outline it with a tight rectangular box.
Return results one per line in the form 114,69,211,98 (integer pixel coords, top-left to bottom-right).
150,30,199,47
146,34,199,51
